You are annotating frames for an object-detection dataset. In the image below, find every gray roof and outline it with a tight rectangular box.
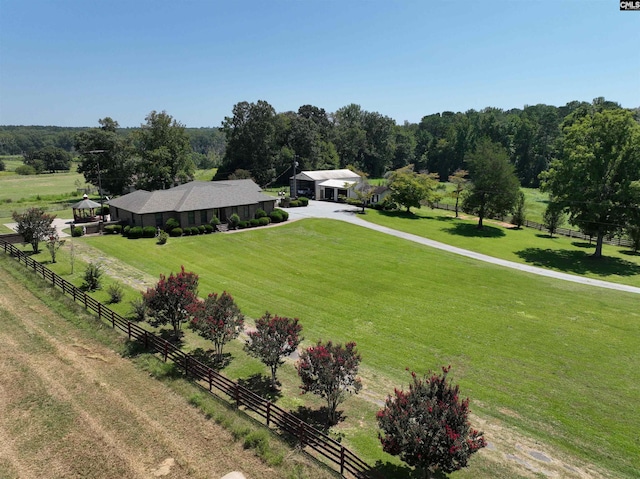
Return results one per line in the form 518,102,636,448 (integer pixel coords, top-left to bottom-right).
107,180,274,214
70,198,102,209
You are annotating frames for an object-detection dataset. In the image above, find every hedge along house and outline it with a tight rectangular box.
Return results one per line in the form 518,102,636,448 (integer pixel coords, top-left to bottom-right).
291,169,361,201
108,180,276,228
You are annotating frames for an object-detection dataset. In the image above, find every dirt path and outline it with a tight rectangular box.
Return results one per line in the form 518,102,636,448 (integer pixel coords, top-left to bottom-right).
0,269,325,479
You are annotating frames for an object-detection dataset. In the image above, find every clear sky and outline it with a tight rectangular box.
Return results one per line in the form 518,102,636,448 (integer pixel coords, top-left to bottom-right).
0,0,638,127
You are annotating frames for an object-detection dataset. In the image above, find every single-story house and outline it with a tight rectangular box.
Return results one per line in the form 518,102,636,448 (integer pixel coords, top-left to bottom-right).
108,180,276,228
291,169,362,201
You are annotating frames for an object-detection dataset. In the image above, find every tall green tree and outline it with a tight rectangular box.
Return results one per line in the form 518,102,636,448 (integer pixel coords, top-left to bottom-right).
540,109,640,258
448,169,468,218
216,100,279,186
132,111,194,190
23,146,71,173
387,165,440,213
462,138,520,228
75,117,132,196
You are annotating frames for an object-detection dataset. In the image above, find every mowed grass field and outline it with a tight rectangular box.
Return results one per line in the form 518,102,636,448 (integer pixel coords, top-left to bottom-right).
0,256,338,479
77,219,640,478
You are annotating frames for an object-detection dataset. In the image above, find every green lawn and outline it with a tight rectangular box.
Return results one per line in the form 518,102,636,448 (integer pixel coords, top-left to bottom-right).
67,220,640,478
361,207,640,288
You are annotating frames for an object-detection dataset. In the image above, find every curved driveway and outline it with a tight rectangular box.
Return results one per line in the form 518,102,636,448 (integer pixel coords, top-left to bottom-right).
283,200,640,295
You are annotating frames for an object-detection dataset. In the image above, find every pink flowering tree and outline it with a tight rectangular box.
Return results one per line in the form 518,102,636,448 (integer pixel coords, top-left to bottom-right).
244,312,303,388
189,291,244,363
297,340,362,425
377,366,486,478
143,266,198,338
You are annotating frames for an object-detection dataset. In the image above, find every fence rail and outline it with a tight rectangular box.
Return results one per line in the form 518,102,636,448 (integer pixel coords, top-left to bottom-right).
431,202,634,248
1,240,373,479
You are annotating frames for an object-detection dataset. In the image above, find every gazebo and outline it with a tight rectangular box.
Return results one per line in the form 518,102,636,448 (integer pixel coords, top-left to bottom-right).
70,194,102,223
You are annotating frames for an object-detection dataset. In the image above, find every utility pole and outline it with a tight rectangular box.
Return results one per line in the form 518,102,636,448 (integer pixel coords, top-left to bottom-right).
87,150,105,234
291,156,299,198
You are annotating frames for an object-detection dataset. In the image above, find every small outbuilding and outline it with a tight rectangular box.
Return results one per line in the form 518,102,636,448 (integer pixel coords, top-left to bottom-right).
291,169,361,201
70,194,103,223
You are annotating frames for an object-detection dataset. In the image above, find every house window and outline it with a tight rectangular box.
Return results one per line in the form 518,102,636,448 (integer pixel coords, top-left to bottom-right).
188,211,195,225
155,212,163,227
200,210,207,224
243,205,250,219
131,212,135,225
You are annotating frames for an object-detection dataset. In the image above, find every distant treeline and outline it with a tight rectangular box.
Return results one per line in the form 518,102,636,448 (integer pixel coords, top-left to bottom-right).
0,125,226,159
1,98,638,188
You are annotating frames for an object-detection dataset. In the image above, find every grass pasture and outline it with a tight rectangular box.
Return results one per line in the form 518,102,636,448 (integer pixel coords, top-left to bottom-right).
75,219,640,478
0,255,337,479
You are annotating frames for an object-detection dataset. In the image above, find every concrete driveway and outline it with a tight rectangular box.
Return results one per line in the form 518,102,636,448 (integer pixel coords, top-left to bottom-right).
282,200,640,295
5,217,73,238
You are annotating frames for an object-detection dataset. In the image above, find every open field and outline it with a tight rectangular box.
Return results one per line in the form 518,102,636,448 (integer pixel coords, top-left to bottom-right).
0,256,338,479
56,219,640,478
361,207,640,288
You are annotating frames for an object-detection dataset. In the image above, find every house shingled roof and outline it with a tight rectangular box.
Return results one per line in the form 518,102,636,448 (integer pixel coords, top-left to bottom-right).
107,180,274,215
295,169,361,181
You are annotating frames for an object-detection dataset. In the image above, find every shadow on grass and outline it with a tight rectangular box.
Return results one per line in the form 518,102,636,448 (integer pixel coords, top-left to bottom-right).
158,328,185,348
237,373,282,402
378,210,425,221
292,405,345,432
371,461,444,479
620,250,640,257
122,337,150,358
443,222,505,238
535,233,555,239
515,248,640,277
571,241,595,249
189,347,232,370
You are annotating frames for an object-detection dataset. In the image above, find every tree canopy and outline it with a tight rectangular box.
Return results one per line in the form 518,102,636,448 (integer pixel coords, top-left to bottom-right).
540,108,640,257
386,165,440,213
461,138,521,228
12,207,56,253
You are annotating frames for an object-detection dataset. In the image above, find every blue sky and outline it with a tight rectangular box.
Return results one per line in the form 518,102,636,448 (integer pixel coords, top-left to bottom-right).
0,0,638,127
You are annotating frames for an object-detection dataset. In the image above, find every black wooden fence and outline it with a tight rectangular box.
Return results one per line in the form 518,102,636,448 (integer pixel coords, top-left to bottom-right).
431,202,634,248
0,240,373,479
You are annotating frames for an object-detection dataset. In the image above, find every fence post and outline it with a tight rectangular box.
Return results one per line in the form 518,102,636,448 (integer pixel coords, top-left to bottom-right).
127,321,132,339
266,401,271,426
235,384,241,408
83,293,87,309
298,420,305,446
111,310,115,328
340,446,345,475
208,369,212,391
98,302,102,320
164,341,168,362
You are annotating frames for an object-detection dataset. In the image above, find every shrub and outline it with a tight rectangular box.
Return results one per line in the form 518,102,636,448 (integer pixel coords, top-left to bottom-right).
165,217,180,231
112,224,122,234
157,230,168,245
104,224,122,234
298,196,309,206
210,216,221,226
198,225,206,234
128,226,143,239
100,205,110,216
129,297,148,322
249,218,260,227
255,208,267,219
71,226,84,237
123,225,131,237
258,217,270,226
143,226,156,238
289,200,301,207
82,262,103,292
15,165,36,175
238,220,249,229
229,213,240,229
269,210,283,223
190,226,200,235
170,227,183,237
204,224,214,233
107,283,124,304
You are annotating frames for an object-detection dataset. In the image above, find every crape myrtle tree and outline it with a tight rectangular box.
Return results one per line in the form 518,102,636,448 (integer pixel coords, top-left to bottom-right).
540,109,640,258
12,207,56,253
244,312,303,388
143,266,199,339
189,291,244,363
377,367,486,479
462,138,520,228
448,169,468,218
386,165,440,213
297,340,362,426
